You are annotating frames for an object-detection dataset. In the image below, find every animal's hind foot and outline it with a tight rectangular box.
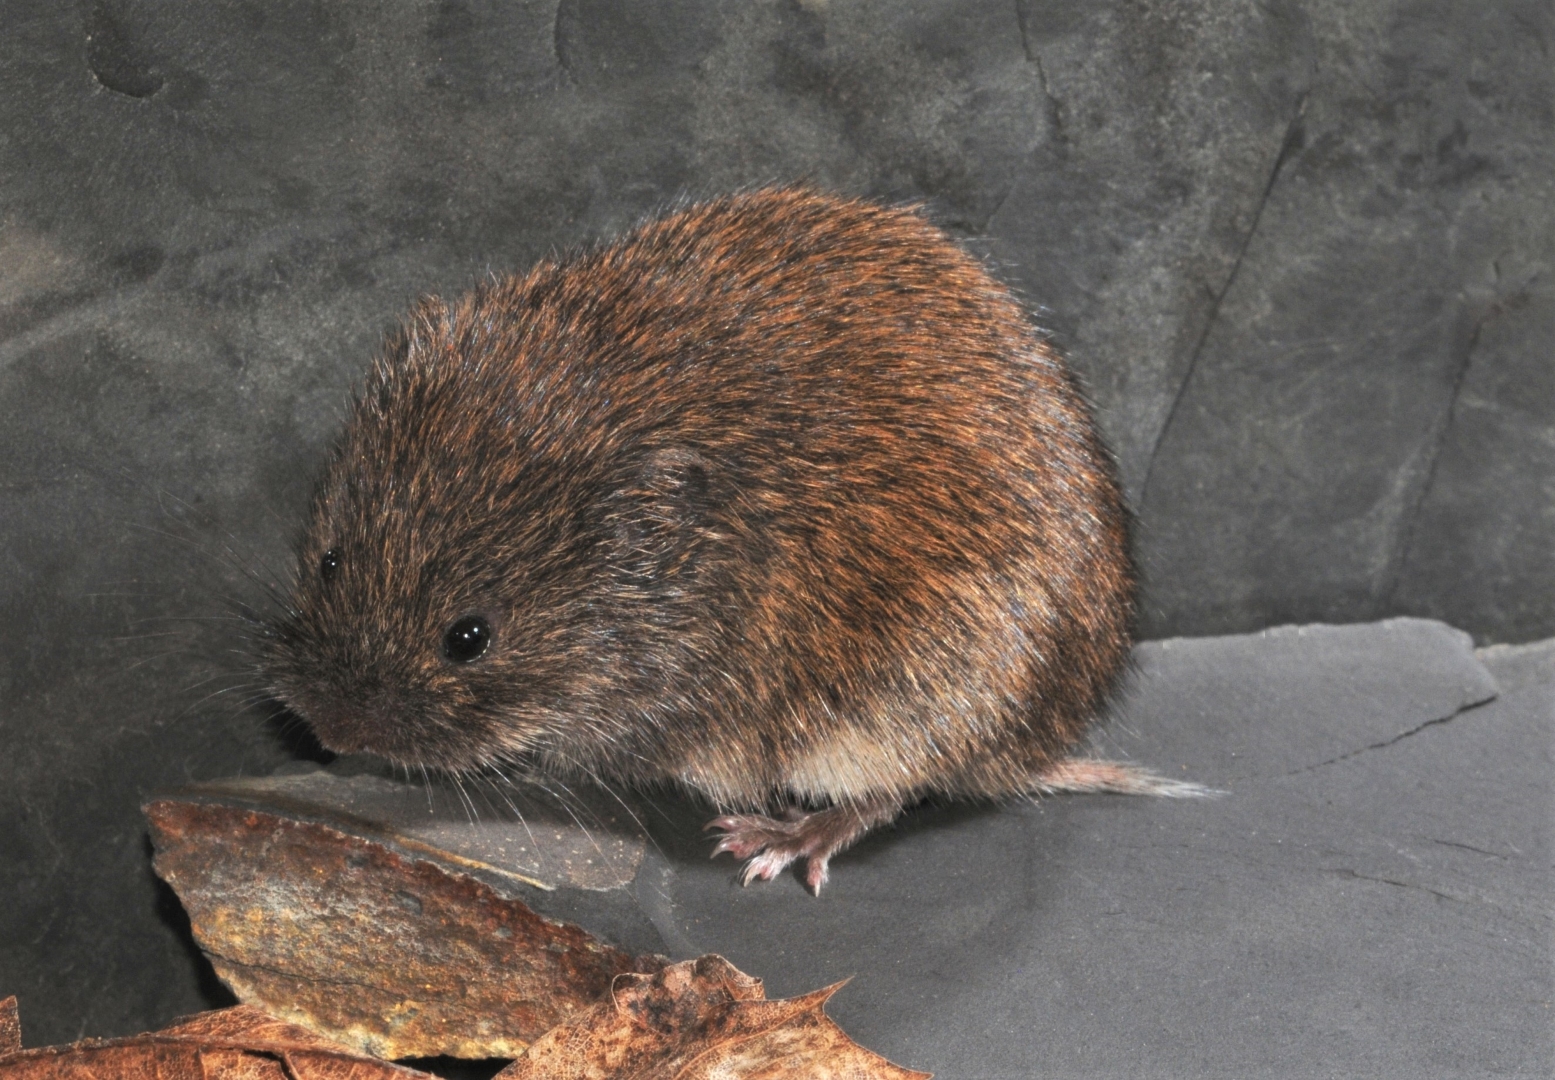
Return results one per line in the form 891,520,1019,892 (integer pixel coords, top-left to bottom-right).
706,797,901,894
706,813,816,889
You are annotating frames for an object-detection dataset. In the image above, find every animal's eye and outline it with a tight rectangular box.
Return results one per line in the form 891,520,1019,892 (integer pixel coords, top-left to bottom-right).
320,549,341,582
443,615,492,663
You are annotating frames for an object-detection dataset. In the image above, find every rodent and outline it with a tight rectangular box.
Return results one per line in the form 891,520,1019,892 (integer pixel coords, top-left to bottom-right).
263,185,1199,893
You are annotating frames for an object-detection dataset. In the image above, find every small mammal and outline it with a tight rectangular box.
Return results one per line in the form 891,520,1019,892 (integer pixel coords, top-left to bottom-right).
264,186,1198,893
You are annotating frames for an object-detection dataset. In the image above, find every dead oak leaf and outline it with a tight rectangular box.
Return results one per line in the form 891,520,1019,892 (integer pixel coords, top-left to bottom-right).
498,955,929,1080
0,1002,434,1079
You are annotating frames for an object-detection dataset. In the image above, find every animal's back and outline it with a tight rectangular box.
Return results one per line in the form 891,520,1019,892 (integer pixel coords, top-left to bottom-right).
459,188,1134,806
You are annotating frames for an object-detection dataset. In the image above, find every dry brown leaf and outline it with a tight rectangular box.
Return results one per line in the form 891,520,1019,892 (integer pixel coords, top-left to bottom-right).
497,955,930,1080
146,794,662,1059
0,999,19,1056
0,1003,435,1079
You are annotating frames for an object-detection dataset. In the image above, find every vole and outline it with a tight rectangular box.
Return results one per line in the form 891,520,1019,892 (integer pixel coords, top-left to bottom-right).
262,186,1201,894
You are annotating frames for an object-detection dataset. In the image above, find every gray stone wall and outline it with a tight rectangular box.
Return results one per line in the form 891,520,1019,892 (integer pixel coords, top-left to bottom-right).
1,0,1550,1044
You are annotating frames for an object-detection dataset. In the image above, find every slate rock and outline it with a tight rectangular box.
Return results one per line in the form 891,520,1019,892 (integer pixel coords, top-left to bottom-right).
652,618,1550,1079
1393,282,1555,644
994,0,1315,503
1136,0,1555,641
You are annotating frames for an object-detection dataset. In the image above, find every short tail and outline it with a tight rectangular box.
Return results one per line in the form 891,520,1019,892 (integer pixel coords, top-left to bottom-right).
1033,757,1221,798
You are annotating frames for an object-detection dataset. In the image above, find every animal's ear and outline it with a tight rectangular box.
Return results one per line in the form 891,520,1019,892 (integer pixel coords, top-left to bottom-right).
637,446,710,510
606,447,712,582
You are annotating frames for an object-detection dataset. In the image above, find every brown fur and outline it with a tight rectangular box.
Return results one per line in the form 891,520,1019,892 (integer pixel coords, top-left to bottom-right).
264,186,1137,862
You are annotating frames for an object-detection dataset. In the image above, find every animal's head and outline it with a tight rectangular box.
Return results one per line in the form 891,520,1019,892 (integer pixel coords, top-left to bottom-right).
263,290,719,774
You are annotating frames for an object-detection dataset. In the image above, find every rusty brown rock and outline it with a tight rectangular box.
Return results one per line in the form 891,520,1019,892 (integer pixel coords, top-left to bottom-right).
145,770,667,1060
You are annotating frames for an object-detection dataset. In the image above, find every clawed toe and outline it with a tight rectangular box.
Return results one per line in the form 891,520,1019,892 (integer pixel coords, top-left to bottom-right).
705,797,900,895
703,815,752,833
706,816,762,859
706,811,814,888
705,813,799,861
801,854,830,893
739,848,799,885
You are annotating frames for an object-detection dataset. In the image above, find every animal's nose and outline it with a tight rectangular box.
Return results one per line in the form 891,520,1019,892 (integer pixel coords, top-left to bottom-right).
301,687,404,757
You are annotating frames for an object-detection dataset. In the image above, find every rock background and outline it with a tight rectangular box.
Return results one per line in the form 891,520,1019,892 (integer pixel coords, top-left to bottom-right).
1,0,1550,1048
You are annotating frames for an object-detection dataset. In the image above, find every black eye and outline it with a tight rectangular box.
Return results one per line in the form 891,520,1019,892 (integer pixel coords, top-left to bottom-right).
320,548,340,582
443,615,492,663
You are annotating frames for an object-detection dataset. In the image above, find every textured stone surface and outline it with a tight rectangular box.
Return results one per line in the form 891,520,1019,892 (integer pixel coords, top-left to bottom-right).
1,0,1550,1054
1393,285,1555,644
657,620,1550,1079
996,0,1315,503
1136,0,1555,638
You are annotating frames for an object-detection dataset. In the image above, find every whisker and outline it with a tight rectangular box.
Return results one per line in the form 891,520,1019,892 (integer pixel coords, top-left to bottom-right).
419,763,435,813
545,777,609,861
141,484,298,612
579,766,659,854
521,774,601,858
449,773,480,825
479,767,540,857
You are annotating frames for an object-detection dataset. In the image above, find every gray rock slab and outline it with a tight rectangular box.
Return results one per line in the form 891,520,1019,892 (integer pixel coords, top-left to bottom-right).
1394,285,1555,645
1135,0,1555,641
642,619,1550,1079
140,617,1548,1076
994,0,1314,504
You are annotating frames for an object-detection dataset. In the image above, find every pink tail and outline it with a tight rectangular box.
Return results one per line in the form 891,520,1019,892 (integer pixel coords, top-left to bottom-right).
1033,757,1220,798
